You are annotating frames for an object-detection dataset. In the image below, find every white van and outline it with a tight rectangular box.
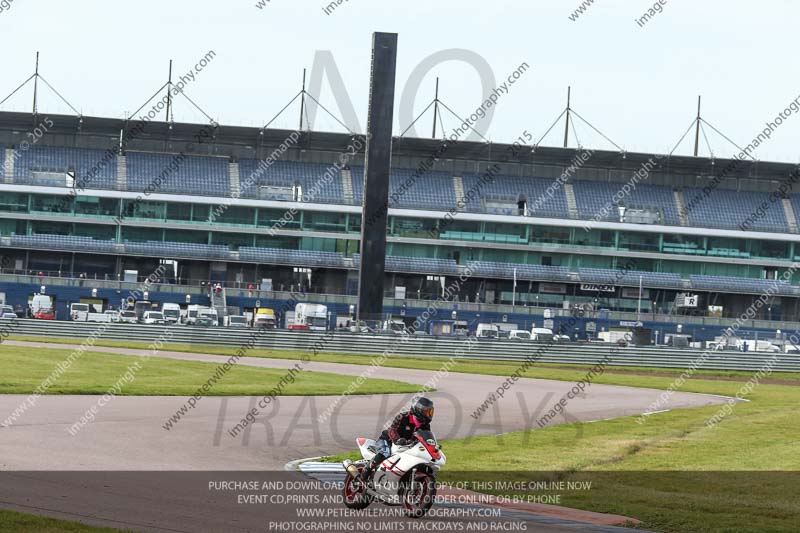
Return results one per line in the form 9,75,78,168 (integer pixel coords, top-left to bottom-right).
530,327,555,342
185,305,218,326
141,311,166,325
70,303,91,321
290,303,328,331
509,330,531,340
162,303,182,324
118,310,138,323
225,315,248,328
199,308,218,326
87,311,112,323
185,305,201,325
30,294,55,319
476,323,499,338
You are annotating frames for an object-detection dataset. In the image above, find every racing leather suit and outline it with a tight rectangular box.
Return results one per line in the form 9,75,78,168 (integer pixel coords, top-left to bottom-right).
364,410,430,479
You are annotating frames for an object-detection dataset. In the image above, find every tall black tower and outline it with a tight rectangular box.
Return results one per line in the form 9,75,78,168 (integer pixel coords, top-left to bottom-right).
357,32,398,321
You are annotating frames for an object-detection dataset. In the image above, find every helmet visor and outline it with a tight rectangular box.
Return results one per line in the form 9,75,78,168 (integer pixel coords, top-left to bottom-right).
420,407,434,420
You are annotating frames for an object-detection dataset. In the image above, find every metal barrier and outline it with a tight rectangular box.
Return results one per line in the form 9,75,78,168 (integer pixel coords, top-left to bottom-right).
4,272,800,331
6,319,800,373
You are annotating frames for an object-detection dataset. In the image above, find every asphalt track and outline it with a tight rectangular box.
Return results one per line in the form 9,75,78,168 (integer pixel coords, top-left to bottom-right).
0,340,731,532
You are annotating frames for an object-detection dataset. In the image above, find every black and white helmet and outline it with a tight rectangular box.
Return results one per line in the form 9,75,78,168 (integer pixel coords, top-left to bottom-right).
410,397,435,424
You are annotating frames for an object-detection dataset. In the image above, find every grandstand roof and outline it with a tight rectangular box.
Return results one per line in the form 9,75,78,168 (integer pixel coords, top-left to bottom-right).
0,110,796,182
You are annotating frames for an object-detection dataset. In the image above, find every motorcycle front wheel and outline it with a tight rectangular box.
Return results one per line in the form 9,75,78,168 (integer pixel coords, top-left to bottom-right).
342,468,372,510
402,472,436,518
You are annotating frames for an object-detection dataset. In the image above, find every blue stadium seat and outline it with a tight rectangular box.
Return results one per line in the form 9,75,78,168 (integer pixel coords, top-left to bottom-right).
690,275,795,295
353,254,459,275
124,240,231,260
11,234,117,253
684,188,788,232
238,161,344,204
579,268,682,288
239,247,346,268
572,181,680,225
351,166,455,210
787,195,800,233
13,145,118,189
126,152,230,197
465,261,570,281
461,174,569,218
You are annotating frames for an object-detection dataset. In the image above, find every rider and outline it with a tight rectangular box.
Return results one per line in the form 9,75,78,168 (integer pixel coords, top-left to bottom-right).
362,397,435,481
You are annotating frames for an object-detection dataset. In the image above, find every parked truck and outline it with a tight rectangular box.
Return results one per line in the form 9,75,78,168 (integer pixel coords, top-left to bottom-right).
509,330,531,340
254,308,277,329
290,303,328,331
30,294,55,320
141,311,166,325
224,315,249,328
70,302,111,323
476,323,499,338
199,307,219,326
162,303,182,324
597,330,631,344
186,305,217,325
118,310,138,323
133,300,156,321
70,302,90,321
28,294,56,320
530,327,555,342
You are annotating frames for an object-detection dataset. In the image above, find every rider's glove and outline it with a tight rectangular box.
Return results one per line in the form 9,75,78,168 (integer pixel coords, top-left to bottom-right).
395,438,410,446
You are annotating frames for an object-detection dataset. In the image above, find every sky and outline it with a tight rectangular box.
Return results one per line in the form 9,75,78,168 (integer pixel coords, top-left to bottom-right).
1,0,799,163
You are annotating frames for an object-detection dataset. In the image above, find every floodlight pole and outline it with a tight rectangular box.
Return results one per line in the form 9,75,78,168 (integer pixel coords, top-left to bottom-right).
432,77,440,139
563,86,571,148
165,60,173,123
299,68,307,131
32,52,39,115
693,95,701,157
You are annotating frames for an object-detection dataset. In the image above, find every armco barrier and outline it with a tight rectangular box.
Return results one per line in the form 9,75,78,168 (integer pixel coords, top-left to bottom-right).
8,319,800,373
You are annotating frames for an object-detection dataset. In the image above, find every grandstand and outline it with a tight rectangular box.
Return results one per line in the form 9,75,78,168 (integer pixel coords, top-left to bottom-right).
1,110,800,338
351,165,457,210
13,145,118,189
239,160,344,203
127,152,231,197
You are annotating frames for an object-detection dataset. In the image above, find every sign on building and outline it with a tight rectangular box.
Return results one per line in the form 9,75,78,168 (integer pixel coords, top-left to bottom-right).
580,284,615,293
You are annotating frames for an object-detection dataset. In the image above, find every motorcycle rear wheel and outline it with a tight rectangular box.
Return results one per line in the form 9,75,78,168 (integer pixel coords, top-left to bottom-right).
342,468,372,510
402,472,436,518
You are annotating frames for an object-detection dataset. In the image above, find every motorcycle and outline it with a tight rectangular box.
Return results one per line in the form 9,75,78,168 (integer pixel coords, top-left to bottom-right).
342,429,446,518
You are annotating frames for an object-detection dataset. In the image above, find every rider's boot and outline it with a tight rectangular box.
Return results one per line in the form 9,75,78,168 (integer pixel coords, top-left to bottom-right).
360,465,372,482
361,454,385,483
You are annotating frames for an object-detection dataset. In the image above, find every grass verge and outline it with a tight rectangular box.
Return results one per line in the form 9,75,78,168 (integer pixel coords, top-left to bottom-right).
5,336,799,532
0,509,128,533
8,334,800,385
318,370,799,533
0,344,417,396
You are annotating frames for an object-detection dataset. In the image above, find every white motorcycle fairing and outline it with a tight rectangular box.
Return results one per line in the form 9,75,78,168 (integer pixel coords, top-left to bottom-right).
351,433,446,505
355,437,378,461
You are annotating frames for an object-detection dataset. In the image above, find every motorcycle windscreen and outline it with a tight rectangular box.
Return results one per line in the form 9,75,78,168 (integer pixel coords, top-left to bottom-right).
414,430,441,460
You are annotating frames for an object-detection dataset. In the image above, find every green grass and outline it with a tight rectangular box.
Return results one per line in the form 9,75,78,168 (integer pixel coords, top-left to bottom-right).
6,335,800,532
443,383,799,532
0,509,129,532
9,334,800,386
0,344,418,396
323,375,800,532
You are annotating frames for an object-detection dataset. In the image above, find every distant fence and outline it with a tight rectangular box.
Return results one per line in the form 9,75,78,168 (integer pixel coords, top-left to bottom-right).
8,319,800,373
